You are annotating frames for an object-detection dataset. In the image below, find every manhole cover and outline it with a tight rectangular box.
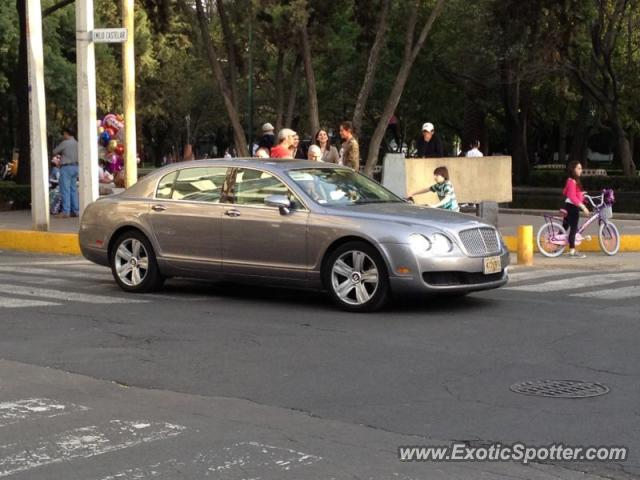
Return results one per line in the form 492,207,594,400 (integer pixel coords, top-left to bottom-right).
510,380,609,398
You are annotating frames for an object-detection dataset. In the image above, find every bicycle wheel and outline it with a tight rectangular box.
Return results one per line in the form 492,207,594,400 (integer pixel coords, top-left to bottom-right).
536,222,567,257
599,222,620,256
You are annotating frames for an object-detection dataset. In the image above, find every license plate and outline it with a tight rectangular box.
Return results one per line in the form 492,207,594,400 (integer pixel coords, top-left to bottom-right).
483,256,501,274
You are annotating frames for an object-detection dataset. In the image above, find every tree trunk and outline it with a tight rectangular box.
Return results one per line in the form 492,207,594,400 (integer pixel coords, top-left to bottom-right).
557,108,567,165
300,22,319,136
274,49,285,132
611,113,637,176
462,89,488,155
215,0,239,109
569,97,591,164
15,0,30,185
194,0,248,156
352,0,390,135
285,54,302,129
364,0,446,177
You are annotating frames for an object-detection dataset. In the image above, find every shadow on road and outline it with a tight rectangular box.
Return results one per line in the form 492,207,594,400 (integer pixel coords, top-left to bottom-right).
159,278,500,315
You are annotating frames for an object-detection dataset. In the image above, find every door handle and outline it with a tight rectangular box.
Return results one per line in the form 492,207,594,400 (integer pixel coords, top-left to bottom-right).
224,209,241,217
152,204,167,212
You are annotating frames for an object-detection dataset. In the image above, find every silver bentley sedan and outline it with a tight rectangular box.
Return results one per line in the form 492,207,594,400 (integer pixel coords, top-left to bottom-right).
79,159,509,311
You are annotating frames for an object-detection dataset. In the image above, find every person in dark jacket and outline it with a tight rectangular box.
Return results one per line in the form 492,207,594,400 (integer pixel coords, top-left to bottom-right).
415,122,444,158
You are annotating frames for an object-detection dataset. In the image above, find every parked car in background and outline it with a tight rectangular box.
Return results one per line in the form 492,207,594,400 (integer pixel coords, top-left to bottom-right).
80,159,509,311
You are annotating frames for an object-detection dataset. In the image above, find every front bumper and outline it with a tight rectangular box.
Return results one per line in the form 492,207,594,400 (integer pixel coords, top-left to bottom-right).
379,243,510,296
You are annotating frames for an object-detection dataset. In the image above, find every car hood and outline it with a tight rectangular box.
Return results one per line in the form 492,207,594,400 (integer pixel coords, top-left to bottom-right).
324,202,491,233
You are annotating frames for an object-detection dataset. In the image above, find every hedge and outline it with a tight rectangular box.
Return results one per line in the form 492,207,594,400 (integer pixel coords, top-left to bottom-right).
529,170,640,192
0,181,31,209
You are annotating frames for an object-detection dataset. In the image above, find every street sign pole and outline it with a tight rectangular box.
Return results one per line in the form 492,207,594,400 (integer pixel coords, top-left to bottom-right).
76,0,99,215
26,0,50,231
122,0,137,187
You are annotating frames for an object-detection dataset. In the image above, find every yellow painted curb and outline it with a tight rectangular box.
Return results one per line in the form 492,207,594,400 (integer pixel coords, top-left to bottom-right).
0,230,80,255
504,234,640,253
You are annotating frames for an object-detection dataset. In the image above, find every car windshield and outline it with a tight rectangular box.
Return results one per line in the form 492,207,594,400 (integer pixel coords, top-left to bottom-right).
286,168,403,206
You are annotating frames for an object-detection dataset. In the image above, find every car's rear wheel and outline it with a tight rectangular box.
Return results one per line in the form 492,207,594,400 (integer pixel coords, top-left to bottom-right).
324,241,389,312
110,230,164,293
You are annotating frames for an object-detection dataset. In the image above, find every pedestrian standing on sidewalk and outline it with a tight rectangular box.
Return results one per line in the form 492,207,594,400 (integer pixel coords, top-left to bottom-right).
339,121,360,171
315,128,339,163
562,160,589,258
52,128,79,218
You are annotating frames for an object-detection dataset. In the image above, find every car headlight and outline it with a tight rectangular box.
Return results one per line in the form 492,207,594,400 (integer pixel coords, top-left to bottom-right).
409,233,431,253
409,233,453,255
431,233,453,254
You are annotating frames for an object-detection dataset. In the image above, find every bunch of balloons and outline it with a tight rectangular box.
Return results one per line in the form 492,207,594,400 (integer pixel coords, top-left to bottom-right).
97,113,125,173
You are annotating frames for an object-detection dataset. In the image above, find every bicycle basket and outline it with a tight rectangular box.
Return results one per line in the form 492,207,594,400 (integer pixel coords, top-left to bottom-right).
601,205,613,219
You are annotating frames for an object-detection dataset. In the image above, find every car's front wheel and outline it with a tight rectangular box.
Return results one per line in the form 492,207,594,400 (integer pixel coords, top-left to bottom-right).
110,230,164,293
324,241,389,312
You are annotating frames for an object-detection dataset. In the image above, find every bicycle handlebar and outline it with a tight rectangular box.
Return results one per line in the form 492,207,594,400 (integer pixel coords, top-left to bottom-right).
583,193,604,209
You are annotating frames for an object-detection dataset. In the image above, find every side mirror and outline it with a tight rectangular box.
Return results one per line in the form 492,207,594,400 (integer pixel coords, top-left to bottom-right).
264,194,291,215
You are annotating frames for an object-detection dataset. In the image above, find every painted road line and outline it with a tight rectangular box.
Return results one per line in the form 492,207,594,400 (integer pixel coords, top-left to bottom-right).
0,297,61,309
0,398,88,427
571,285,640,300
0,266,111,279
0,284,148,304
0,273,113,288
507,268,589,283
503,272,639,293
0,420,185,477
95,442,322,479
0,261,92,267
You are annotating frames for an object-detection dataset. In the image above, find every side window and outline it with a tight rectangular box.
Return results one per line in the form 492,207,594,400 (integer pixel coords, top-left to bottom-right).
231,168,302,208
156,171,177,199
171,167,229,203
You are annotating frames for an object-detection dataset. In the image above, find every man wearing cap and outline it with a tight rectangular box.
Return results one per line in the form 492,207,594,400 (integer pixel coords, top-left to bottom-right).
270,128,296,158
416,122,444,158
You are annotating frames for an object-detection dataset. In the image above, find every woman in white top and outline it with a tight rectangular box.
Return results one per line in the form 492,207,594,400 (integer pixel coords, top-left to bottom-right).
466,140,483,157
315,128,339,163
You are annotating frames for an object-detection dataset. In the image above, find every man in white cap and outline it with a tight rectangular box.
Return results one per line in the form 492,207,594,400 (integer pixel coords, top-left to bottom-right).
270,128,296,158
416,122,444,158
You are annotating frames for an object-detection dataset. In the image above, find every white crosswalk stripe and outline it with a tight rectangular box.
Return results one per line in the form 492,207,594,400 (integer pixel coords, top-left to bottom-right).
571,285,640,300
0,266,111,279
507,268,589,283
0,283,148,304
0,297,60,308
504,271,639,293
0,398,89,427
0,420,185,477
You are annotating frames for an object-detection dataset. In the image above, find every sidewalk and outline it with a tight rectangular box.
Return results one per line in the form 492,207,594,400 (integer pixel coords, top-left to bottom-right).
1,209,640,256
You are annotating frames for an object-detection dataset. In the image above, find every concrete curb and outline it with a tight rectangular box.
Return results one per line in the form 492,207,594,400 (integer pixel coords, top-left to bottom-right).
0,230,81,255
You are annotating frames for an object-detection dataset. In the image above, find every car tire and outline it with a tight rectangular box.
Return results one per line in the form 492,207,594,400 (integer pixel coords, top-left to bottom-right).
110,230,164,293
323,241,390,312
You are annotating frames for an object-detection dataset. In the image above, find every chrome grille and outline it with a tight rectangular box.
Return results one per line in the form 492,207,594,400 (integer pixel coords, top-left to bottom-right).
458,227,501,256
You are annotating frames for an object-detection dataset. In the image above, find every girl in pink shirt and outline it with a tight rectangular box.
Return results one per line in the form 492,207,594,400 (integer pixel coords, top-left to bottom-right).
562,161,589,258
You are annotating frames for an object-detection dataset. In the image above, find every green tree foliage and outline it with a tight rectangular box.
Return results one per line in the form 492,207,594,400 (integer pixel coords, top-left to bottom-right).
2,0,639,176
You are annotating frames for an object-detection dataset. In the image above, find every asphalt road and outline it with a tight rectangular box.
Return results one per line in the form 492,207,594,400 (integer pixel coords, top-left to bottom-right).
0,251,638,479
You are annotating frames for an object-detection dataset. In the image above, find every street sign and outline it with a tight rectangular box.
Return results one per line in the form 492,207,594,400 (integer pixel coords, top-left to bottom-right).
92,28,127,43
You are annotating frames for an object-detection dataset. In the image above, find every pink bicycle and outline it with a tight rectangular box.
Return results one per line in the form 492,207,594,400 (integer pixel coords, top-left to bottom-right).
536,189,620,257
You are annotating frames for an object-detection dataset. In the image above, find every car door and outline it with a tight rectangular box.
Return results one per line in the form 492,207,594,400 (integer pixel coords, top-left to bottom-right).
221,167,309,282
147,166,229,272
